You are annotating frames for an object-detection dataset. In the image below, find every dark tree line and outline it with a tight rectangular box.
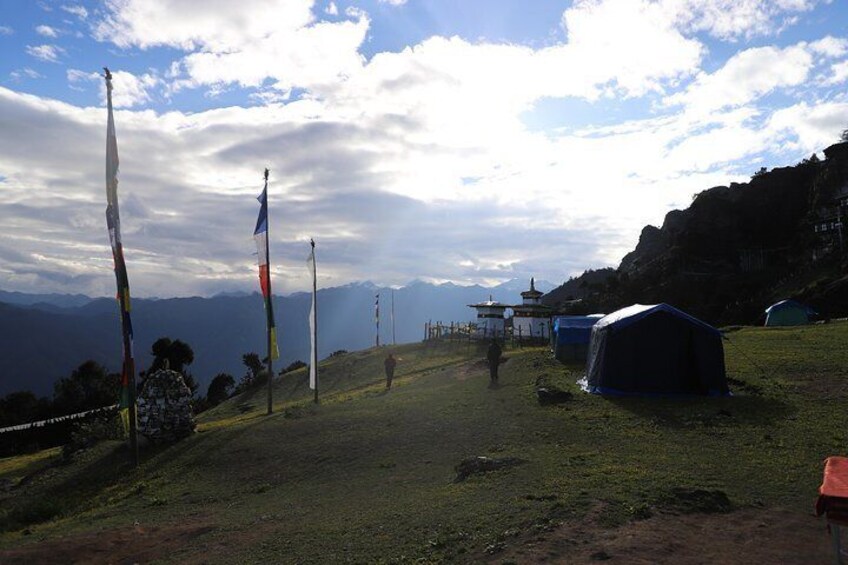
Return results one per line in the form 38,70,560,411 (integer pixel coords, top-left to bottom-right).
1,336,308,440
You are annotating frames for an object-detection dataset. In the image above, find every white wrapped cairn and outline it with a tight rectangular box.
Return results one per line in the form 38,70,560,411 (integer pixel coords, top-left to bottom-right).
137,369,196,443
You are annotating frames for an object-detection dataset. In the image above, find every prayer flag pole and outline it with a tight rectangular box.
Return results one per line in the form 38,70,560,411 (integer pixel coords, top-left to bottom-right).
375,293,380,347
103,67,138,466
308,239,319,404
391,288,396,345
253,168,279,415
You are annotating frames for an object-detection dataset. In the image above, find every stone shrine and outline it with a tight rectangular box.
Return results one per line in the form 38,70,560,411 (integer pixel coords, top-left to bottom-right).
137,368,195,444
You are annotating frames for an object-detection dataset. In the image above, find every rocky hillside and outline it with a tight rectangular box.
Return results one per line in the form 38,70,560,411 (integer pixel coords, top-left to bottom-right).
544,142,848,324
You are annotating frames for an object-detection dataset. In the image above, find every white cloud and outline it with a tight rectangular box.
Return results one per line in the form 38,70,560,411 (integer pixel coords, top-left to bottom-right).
60,4,88,19
95,0,369,95
10,68,44,81
35,24,58,37
1,0,846,296
378,0,407,5
664,43,814,114
826,60,848,85
68,68,159,108
26,44,65,63
325,1,338,15
667,0,820,40
561,0,703,97
809,36,848,58
94,0,315,50
0,25,13,35
768,101,848,153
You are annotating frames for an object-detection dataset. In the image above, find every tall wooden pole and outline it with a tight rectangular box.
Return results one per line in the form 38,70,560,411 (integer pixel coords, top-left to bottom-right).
104,68,138,467
391,289,396,345
375,293,380,347
311,238,319,404
264,168,274,416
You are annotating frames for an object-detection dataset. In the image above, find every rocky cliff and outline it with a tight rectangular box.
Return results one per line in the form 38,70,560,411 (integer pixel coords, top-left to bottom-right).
544,142,848,324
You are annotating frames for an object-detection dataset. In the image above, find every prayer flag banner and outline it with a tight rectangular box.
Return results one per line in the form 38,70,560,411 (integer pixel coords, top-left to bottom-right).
254,176,279,360
105,69,134,413
307,244,317,390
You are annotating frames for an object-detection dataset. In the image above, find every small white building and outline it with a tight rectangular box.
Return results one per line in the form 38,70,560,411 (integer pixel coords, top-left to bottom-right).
468,295,508,339
512,278,552,340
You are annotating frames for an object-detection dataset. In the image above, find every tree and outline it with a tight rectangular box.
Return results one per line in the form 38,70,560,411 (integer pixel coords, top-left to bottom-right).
841,128,848,143
242,352,264,379
53,360,120,414
207,373,235,406
235,352,266,393
150,337,195,374
0,391,51,427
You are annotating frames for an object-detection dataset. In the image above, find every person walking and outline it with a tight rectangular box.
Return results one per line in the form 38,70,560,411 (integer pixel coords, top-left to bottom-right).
486,339,502,385
384,353,397,390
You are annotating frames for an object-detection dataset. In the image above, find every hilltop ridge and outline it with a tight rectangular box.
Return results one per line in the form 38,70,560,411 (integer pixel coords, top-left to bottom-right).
544,142,848,324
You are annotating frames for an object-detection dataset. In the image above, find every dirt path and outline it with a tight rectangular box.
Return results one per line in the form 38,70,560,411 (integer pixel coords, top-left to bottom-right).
3,507,832,564
486,507,834,564
0,520,216,565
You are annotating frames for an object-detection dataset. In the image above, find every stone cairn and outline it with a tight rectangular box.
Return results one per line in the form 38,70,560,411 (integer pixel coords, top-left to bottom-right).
137,368,196,444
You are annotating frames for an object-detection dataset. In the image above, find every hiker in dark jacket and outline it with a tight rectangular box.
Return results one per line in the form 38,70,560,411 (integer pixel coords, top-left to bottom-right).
384,353,397,389
486,340,502,384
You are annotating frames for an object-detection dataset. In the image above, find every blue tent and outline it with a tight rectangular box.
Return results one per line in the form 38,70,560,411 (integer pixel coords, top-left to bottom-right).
764,299,816,327
585,304,729,396
553,315,604,362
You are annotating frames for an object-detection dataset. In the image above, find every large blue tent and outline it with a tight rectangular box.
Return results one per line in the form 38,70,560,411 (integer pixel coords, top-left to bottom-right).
585,304,729,396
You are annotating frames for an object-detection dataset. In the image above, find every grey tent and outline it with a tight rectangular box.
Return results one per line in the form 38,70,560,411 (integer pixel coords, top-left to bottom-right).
585,303,729,396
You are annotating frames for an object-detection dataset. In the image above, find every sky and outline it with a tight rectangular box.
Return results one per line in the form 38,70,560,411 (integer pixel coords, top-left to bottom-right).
0,0,847,298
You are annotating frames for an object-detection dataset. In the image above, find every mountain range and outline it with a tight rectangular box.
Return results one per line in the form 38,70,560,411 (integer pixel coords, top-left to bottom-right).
0,278,554,397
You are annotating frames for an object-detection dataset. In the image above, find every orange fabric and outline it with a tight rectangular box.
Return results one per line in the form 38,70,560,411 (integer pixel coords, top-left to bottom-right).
821,457,848,498
816,457,848,519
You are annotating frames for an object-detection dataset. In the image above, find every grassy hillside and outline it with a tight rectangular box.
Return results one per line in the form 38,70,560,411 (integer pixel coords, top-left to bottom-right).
1,324,847,563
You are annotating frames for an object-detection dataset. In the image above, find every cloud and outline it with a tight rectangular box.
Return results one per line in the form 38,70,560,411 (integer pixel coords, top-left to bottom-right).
768,101,848,154
664,43,815,114
94,0,369,95
1,0,846,297
561,0,703,97
378,0,408,5
826,60,848,85
809,36,848,58
666,0,821,40
324,2,338,15
25,44,65,63
0,25,13,35
35,24,58,37
9,68,44,81
94,0,315,50
60,4,88,19
68,68,159,108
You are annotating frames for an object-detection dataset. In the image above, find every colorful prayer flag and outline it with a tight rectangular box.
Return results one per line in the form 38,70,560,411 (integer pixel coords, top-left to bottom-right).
254,170,279,360
104,68,135,414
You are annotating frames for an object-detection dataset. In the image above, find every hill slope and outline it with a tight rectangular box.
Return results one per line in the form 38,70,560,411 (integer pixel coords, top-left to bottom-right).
1,323,847,562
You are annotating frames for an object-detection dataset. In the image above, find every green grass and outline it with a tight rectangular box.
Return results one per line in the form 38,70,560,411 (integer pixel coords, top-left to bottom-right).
1,324,847,562
0,447,61,485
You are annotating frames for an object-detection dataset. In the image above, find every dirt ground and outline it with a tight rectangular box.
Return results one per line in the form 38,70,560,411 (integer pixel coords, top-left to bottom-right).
486,507,836,564
0,507,836,564
0,521,216,565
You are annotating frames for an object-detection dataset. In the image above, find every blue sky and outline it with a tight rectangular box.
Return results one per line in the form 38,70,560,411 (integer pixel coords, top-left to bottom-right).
0,0,847,297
